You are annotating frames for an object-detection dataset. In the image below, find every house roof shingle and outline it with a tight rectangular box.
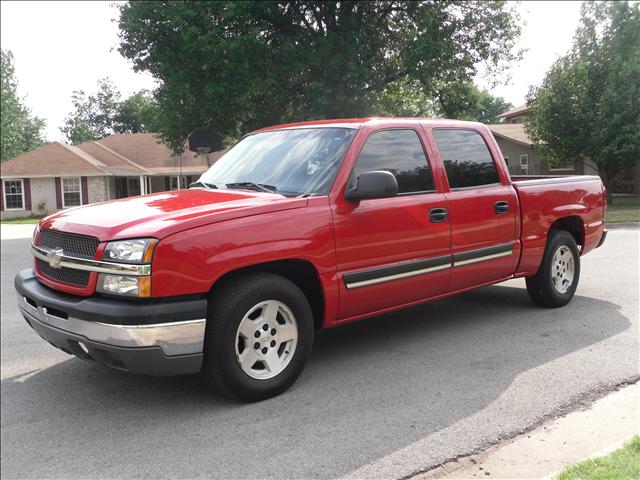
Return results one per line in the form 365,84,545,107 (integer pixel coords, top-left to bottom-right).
97,133,222,174
1,133,224,178
76,141,150,175
496,103,530,119
488,124,533,147
0,142,109,178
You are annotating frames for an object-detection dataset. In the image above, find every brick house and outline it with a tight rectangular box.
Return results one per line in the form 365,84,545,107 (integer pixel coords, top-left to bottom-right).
0,133,223,220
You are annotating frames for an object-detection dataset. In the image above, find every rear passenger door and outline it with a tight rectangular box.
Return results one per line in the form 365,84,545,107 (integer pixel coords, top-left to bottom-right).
430,128,518,291
332,128,451,319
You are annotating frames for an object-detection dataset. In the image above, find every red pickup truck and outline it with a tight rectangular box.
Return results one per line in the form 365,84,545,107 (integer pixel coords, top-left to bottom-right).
16,118,607,400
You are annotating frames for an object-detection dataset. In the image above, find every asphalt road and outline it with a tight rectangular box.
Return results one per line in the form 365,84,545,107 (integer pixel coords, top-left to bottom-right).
1,228,638,479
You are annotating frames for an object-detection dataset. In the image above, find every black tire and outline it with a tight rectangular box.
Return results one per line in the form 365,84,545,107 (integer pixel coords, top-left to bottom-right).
526,230,580,308
202,273,314,401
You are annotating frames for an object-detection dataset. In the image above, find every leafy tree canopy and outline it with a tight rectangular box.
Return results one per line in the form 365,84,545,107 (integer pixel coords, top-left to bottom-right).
373,78,511,124
1,49,46,161
526,1,640,201
61,78,160,145
117,1,521,152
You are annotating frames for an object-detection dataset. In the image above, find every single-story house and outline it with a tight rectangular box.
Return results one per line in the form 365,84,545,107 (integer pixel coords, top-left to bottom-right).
0,133,223,219
490,104,597,177
487,123,596,176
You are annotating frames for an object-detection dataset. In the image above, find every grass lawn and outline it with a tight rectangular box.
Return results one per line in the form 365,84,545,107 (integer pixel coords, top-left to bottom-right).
555,435,640,480
606,195,640,223
0,215,43,225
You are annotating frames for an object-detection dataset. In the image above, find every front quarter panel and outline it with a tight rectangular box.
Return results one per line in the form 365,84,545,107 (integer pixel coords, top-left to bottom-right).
151,197,339,326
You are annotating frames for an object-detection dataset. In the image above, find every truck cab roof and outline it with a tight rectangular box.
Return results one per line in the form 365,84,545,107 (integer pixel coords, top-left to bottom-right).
255,117,486,132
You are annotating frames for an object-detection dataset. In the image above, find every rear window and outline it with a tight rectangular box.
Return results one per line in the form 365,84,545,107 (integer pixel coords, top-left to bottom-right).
432,129,500,189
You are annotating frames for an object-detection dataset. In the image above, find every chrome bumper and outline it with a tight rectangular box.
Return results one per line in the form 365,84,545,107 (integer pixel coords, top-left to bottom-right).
17,294,205,356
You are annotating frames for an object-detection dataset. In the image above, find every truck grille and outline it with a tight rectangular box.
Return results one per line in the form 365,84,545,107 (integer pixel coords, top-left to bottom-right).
39,229,99,259
37,259,91,287
36,229,99,288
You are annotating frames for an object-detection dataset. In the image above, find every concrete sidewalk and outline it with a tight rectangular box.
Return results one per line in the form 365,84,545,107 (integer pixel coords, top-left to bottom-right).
418,382,639,479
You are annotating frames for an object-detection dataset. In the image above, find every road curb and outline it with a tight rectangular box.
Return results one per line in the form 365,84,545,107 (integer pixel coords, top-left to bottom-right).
607,222,640,229
416,381,639,480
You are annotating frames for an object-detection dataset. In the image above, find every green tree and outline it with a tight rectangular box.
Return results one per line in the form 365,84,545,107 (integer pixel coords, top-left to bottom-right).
117,1,521,152
373,79,511,124
468,88,513,124
60,117,97,146
1,49,46,161
114,90,160,134
61,79,160,144
526,1,640,202
60,78,121,143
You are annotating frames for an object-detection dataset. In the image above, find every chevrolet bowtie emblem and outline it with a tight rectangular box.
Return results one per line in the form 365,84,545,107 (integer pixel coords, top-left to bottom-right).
47,248,64,269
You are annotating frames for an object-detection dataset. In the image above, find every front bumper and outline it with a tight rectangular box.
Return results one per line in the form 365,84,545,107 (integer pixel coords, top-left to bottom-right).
15,269,207,376
596,229,608,248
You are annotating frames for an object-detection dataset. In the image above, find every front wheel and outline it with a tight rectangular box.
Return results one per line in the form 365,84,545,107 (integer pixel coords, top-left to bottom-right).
526,230,580,308
202,273,314,401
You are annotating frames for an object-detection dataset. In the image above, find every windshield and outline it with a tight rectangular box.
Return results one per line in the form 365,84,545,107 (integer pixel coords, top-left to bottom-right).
198,127,357,196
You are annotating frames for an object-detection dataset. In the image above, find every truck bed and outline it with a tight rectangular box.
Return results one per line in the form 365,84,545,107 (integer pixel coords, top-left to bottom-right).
511,175,606,277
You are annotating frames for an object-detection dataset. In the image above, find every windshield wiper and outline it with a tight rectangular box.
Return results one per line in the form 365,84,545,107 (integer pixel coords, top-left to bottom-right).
189,181,217,189
225,182,278,194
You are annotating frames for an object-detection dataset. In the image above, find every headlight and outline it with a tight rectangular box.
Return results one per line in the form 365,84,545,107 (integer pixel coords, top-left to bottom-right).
103,238,157,264
97,274,151,297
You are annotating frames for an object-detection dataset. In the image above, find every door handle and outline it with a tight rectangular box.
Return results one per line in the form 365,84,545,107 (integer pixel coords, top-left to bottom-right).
429,208,448,223
494,201,510,214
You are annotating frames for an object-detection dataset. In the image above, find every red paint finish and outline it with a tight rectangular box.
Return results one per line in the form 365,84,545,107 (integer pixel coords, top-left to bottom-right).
32,118,606,327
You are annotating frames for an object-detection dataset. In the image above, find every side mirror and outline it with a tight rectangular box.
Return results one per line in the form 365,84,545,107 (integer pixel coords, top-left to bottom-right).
346,170,399,201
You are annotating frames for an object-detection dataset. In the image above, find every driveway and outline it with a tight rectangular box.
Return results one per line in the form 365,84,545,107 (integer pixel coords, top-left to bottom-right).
1,226,638,479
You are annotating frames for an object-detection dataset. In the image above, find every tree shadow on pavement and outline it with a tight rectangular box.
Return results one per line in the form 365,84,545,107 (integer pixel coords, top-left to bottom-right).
1,284,633,479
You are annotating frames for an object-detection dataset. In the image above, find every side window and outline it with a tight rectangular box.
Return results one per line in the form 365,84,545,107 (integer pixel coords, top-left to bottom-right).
432,129,501,189
352,129,434,194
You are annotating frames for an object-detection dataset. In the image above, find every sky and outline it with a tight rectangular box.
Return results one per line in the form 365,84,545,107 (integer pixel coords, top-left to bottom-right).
1,1,583,141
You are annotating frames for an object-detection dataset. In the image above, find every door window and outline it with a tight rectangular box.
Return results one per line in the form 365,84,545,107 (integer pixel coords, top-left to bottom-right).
432,129,501,189
127,177,141,196
352,129,434,194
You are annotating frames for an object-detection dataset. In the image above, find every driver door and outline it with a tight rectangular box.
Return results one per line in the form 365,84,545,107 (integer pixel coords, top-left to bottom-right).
332,128,451,319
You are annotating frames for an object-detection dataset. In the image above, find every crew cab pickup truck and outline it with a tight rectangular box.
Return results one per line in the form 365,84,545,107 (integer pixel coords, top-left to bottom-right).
15,118,607,401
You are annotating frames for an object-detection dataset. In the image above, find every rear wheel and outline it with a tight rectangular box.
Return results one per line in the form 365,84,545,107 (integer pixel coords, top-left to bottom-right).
526,230,580,308
202,273,314,401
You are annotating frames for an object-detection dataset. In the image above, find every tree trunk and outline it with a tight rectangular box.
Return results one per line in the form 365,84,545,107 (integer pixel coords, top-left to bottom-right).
598,167,616,204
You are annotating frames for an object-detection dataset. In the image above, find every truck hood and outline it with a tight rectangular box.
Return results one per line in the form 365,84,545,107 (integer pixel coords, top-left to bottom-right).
40,189,308,242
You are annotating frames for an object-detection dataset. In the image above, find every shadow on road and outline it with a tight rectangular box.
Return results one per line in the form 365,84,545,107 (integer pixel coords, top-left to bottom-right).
1,284,632,478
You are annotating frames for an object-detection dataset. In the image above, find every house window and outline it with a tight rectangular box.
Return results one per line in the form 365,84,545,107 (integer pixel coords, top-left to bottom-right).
511,118,523,124
62,177,82,208
169,176,180,190
520,154,529,174
504,156,510,166
3,179,24,210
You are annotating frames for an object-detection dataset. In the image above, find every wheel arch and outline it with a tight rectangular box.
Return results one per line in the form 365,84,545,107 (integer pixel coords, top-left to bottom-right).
209,259,325,330
548,215,585,249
